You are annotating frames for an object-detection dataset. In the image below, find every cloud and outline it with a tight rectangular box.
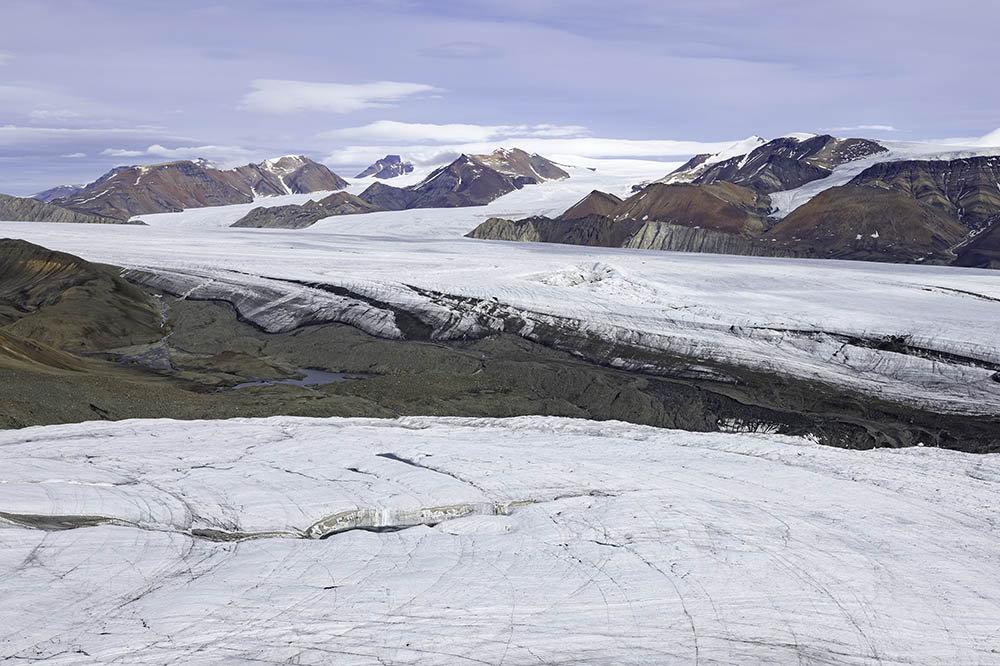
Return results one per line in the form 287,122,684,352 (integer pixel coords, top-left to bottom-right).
0,51,11,66
421,41,497,59
823,124,898,132
29,108,85,123
320,120,589,144
239,80,445,114
100,143,257,166
0,125,187,149
61,152,86,158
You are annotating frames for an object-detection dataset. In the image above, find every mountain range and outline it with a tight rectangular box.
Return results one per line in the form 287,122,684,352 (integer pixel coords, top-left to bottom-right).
232,148,570,228
469,135,1000,268
5,133,1000,269
45,155,347,220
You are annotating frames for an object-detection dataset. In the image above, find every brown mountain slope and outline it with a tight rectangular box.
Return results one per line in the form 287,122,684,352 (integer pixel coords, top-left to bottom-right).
847,156,1000,230
765,186,968,263
611,182,771,236
56,156,347,219
559,191,623,220
0,238,161,351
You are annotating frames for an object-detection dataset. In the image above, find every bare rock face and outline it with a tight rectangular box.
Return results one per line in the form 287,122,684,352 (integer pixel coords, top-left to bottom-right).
355,155,414,179
693,135,887,193
54,156,348,219
764,185,968,263
847,156,1000,231
623,222,797,257
359,149,569,211
231,192,381,229
0,194,139,225
954,219,1000,269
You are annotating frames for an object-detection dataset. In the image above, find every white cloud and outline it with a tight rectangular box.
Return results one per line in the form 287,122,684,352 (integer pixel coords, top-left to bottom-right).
0,52,11,66
29,108,85,123
320,120,589,144
824,124,898,132
100,144,257,167
240,80,444,114
61,152,86,158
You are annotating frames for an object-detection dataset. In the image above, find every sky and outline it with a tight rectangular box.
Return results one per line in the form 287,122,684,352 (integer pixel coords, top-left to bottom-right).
1,0,999,194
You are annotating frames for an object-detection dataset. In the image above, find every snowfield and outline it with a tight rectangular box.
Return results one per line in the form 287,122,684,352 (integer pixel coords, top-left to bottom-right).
1,158,998,416
1,415,998,665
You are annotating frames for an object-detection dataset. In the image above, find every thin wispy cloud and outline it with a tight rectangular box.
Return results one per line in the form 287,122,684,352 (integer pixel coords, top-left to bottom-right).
61,152,86,158
240,80,445,114
0,51,12,66
100,144,256,166
421,41,497,59
29,108,85,123
320,120,589,144
824,124,898,132
0,125,186,148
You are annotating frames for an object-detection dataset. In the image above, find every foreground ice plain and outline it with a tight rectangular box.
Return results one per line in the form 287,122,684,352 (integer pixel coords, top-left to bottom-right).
1,415,999,665
1,159,999,417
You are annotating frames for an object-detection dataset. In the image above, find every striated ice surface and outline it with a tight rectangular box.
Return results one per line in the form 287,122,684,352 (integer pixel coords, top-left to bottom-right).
1,415,999,664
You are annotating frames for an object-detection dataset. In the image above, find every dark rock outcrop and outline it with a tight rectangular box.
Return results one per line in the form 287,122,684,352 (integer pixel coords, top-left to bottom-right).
0,194,140,225
232,192,381,229
356,155,414,179
954,219,1000,269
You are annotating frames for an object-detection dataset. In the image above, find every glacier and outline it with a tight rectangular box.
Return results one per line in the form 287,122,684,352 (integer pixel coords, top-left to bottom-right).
1,415,998,664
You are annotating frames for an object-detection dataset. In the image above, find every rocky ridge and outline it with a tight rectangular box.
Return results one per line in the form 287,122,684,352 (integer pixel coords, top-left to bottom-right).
355,154,414,179
52,156,347,219
358,148,569,211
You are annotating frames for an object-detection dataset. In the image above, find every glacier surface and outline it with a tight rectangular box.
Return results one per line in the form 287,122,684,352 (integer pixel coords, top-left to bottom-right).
1,415,999,664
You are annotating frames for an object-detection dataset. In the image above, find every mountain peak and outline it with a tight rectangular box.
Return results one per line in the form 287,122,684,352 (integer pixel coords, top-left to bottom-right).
355,154,415,179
